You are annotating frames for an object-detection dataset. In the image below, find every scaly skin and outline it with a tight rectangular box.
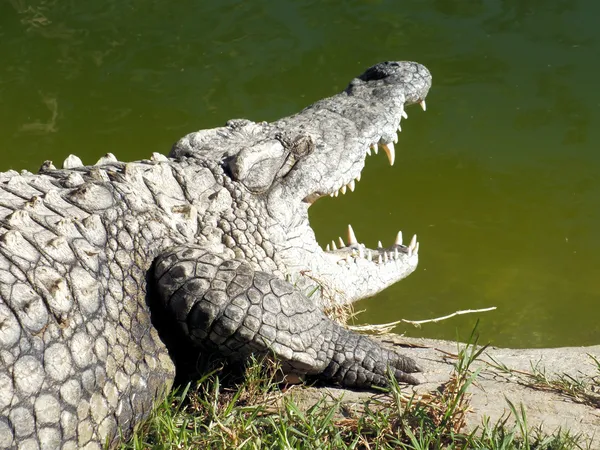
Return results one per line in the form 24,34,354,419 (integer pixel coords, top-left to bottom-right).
155,246,420,387
0,61,431,449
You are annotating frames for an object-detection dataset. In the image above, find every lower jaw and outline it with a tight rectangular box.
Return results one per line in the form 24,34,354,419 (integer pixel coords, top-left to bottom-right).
298,250,419,306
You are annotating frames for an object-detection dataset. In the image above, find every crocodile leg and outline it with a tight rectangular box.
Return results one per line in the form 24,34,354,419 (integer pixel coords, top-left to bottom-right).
153,246,420,388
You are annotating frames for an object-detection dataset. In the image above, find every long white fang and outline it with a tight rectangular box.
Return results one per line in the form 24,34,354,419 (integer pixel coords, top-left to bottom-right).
419,100,427,111
326,244,330,252
393,133,398,144
395,231,403,245
409,234,417,250
384,252,388,263
366,147,371,156
347,224,358,245
329,193,335,197
394,248,399,259
372,143,378,154
382,142,395,166
348,180,355,192
340,185,347,195
367,250,372,261
331,240,337,250
378,255,382,264
334,190,339,197
355,173,361,182
377,241,383,248
414,242,420,255
338,237,345,248
401,110,408,119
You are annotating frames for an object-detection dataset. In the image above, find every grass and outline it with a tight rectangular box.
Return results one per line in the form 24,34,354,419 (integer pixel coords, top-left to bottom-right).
487,353,600,410
119,331,595,450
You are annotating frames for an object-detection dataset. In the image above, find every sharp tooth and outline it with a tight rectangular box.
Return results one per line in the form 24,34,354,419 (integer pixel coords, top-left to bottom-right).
401,110,408,119
394,248,399,259
347,180,355,192
329,193,335,197
398,124,402,132
366,147,371,156
384,252,388,263
377,241,383,248
414,242,420,255
331,240,337,250
382,142,395,166
372,143,379,154
355,173,361,182
393,133,398,144
347,224,358,245
326,244,330,252
409,234,417,250
408,247,413,258
419,100,427,111
340,185,347,195
338,237,345,248
367,250,372,261
394,231,403,246
334,190,339,197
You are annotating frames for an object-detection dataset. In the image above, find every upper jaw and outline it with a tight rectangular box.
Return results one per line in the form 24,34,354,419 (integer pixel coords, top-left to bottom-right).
322,98,425,201
294,93,426,209
273,98,418,206
276,67,431,204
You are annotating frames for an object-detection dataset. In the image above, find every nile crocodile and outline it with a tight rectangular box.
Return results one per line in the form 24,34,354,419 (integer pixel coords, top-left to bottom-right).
0,61,431,449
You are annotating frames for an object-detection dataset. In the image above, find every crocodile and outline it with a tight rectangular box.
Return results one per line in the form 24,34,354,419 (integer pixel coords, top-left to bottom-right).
0,60,431,449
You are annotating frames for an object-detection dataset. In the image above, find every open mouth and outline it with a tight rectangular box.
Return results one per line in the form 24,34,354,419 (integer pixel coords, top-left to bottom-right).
317,99,426,271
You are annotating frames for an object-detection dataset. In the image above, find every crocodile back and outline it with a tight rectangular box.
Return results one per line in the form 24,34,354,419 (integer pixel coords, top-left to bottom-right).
0,168,176,449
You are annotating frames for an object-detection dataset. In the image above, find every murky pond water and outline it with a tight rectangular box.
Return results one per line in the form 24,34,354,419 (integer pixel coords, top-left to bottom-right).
1,0,598,348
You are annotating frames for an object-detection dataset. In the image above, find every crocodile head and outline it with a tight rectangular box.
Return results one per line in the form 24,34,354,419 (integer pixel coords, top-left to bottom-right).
172,61,432,305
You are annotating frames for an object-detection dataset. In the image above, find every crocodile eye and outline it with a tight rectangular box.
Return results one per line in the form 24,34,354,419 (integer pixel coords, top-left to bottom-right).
275,132,314,158
288,135,314,158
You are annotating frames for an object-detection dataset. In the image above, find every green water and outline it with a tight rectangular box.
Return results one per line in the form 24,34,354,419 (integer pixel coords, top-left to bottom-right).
1,0,598,348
